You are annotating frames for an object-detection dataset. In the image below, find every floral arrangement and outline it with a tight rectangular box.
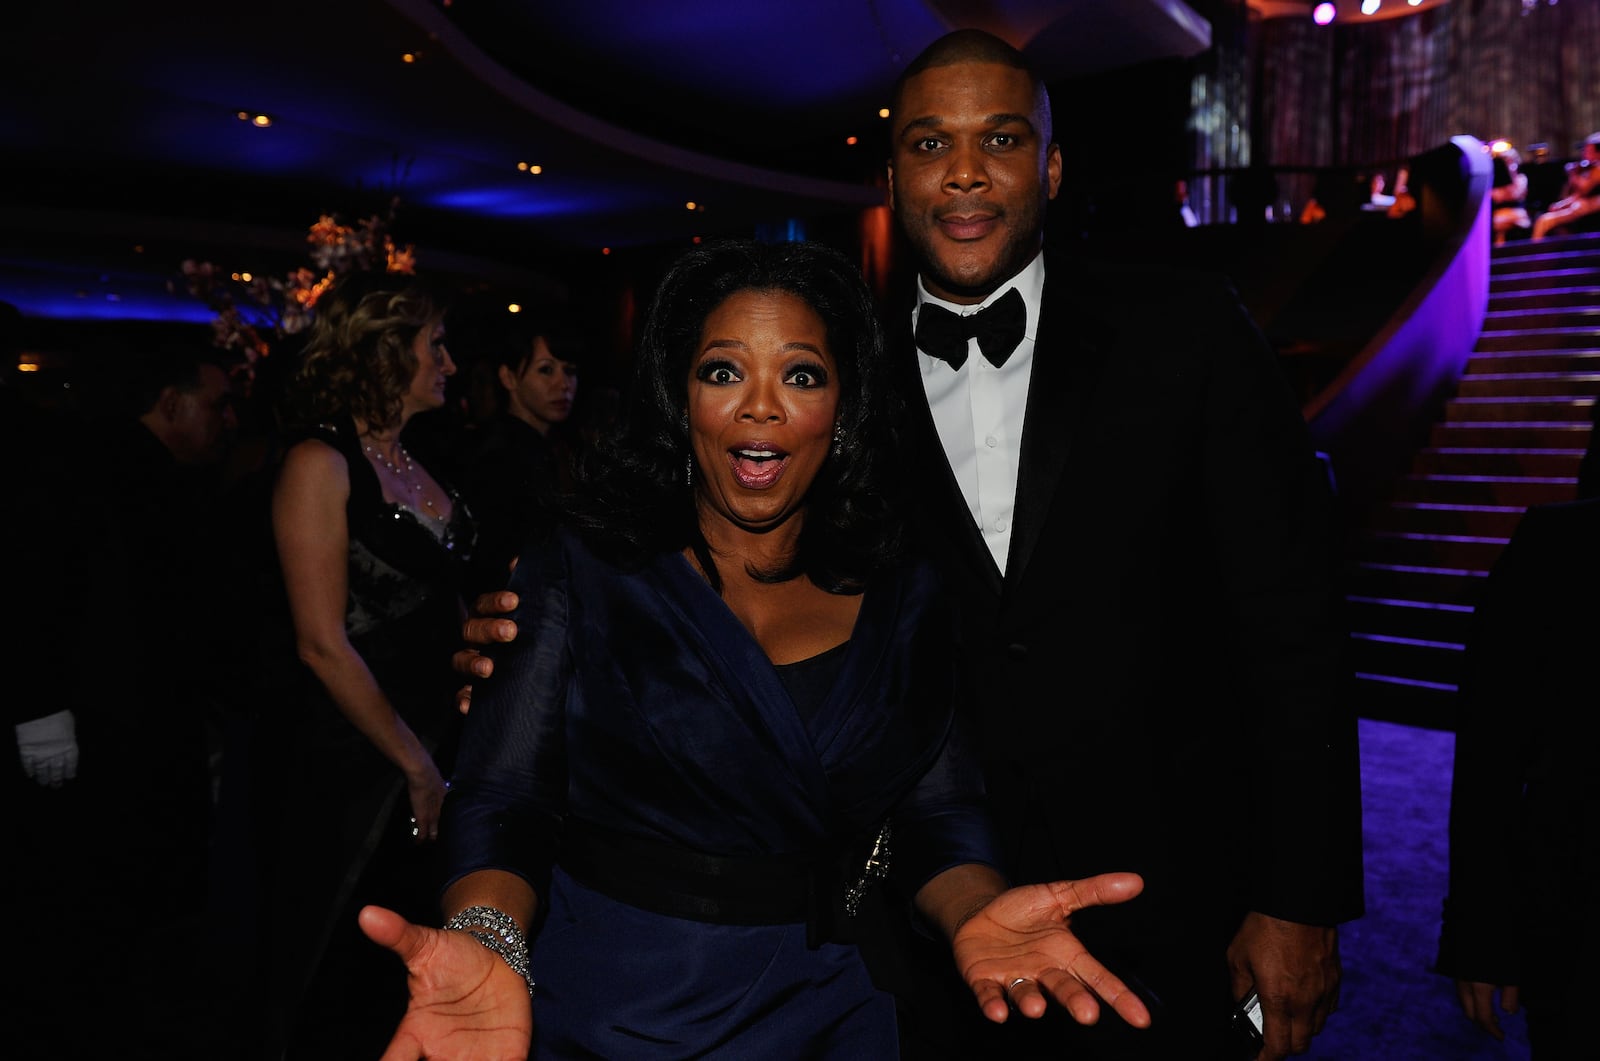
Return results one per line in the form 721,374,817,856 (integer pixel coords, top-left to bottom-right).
176,196,417,368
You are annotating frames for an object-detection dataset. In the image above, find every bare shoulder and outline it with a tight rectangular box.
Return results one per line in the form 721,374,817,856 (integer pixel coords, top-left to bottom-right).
274,436,351,506
279,435,347,478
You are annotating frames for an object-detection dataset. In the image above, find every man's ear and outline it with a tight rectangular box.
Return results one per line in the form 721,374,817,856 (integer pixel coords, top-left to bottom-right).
157,385,184,421
886,162,896,211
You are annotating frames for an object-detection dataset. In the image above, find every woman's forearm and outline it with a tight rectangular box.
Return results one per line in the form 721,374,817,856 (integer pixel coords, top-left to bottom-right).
443,868,540,931
299,638,434,778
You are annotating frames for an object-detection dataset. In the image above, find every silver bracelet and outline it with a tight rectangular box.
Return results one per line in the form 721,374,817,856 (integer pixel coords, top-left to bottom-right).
444,905,536,996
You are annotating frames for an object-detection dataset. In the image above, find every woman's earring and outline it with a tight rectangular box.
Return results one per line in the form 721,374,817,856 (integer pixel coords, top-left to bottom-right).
681,411,693,486
831,424,844,458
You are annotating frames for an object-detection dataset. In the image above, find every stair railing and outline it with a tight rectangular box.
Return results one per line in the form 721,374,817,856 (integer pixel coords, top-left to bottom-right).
1304,136,1494,536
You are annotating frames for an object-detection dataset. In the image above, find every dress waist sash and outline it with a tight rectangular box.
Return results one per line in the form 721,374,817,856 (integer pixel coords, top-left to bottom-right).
558,818,858,947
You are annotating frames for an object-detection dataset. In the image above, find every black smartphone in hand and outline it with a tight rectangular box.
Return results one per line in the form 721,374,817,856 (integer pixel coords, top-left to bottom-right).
1230,988,1264,1057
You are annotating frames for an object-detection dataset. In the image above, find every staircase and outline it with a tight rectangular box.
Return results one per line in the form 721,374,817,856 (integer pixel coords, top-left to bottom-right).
1344,230,1600,730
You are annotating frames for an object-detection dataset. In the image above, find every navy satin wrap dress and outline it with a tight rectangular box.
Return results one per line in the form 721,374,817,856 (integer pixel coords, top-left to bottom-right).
443,526,1000,1058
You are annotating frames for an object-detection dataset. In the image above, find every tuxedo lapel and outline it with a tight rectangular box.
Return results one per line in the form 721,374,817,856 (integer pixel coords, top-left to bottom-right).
1003,259,1101,591
892,324,1004,597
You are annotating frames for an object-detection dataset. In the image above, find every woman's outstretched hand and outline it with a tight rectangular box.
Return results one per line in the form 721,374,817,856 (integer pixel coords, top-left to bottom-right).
952,872,1151,1030
358,904,533,1061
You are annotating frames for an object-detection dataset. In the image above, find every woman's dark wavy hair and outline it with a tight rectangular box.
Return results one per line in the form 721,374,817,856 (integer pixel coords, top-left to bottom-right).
278,270,448,433
568,238,905,594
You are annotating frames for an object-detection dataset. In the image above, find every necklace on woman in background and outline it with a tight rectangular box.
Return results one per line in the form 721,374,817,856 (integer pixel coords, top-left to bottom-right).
361,438,447,524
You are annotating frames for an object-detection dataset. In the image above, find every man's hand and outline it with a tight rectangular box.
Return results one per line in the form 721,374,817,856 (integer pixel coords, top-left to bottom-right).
950,872,1151,1030
1455,978,1518,1041
16,709,80,787
452,590,520,714
1226,913,1340,1060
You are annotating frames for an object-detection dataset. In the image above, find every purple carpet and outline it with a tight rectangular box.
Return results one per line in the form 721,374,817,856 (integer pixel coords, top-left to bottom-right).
1308,719,1531,1059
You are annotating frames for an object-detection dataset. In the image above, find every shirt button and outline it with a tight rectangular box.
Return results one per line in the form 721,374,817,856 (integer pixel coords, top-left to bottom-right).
995,518,1008,532
985,435,999,448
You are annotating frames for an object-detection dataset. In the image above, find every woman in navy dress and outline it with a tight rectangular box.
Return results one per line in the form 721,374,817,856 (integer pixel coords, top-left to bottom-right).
359,240,1151,1058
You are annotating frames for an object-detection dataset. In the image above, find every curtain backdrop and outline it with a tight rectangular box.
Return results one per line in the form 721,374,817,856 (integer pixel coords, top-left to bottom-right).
1184,0,1600,220
1255,0,1599,167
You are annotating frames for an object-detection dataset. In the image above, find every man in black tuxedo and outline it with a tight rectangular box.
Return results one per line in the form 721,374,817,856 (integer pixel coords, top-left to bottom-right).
452,29,1363,1061
1436,496,1600,1057
880,30,1363,1061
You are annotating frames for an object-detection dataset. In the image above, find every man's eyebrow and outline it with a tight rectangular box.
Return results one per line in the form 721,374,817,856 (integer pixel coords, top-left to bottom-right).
896,112,1036,137
985,112,1036,131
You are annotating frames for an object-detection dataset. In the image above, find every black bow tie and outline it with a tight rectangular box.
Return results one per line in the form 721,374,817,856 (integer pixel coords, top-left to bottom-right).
915,287,1026,370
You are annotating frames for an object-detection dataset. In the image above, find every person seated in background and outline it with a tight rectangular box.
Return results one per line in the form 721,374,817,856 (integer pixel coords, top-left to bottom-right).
1490,144,1532,245
1173,179,1199,228
1367,171,1397,210
458,308,586,596
1385,166,1416,219
1530,132,1600,241
358,238,1154,1059
1436,494,1600,1057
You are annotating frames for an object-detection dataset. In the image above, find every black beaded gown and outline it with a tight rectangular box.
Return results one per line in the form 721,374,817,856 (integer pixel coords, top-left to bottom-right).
251,416,476,1060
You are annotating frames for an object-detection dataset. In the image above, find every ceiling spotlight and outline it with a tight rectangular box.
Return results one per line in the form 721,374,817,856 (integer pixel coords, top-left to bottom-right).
1313,2,1336,24
507,303,522,314
685,201,697,211
1361,0,1380,14
846,136,858,146
237,111,272,127
878,108,889,119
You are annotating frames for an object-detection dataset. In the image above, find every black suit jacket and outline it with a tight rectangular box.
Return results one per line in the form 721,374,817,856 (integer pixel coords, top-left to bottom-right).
1436,496,1600,1031
890,252,1364,1056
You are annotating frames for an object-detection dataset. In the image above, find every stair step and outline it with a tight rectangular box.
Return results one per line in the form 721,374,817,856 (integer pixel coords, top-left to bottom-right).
1455,373,1600,397
1442,395,1596,421
1474,326,1600,352
1488,287,1600,312
1344,560,1489,606
1364,501,1529,536
1411,446,1584,476
1489,251,1600,276
1345,594,1477,643
1387,474,1577,507
1465,349,1600,373
1483,306,1600,330
1426,422,1592,448
1491,270,1600,294
1492,229,1600,254
1355,530,1509,570
1348,630,1465,687
1350,673,1458,730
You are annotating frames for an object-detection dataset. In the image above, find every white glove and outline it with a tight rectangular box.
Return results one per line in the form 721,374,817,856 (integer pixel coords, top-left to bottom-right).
16,709,79,788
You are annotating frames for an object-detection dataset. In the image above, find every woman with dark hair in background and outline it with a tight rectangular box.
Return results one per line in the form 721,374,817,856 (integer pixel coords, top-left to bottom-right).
458,308,587,596
358,239,1152,1059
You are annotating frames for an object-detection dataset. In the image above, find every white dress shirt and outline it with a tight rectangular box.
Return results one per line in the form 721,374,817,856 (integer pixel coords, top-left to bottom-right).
913,251,1044,575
